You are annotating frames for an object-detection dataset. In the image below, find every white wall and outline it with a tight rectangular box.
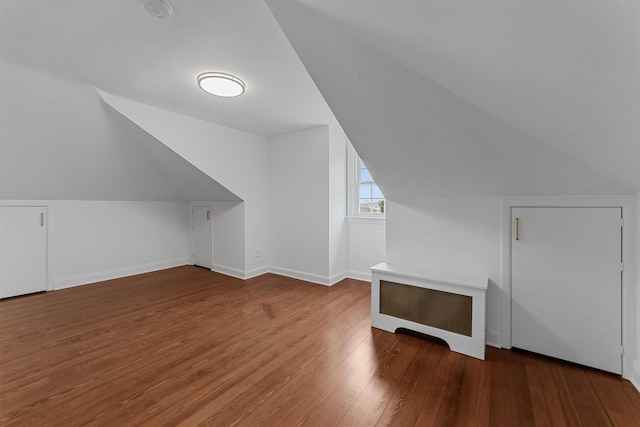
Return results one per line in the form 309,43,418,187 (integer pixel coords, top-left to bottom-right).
386,198,502,342
268,126,330,282
1,200,190,290
99,91,270,277
209,201,245,277
344,142,386,281
387,196,638,380
328,125,348,280
0,61,192,201
347,218,386,281
635,193,640,391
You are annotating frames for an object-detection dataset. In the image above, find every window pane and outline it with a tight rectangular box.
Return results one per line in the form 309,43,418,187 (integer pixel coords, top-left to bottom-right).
359,183,372,199
360,168,373,183
372,199,384,213
372,184,383,199
354,156,385,216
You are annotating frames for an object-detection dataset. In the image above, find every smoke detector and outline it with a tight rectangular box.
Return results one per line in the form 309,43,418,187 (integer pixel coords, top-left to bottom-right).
143,0,172,20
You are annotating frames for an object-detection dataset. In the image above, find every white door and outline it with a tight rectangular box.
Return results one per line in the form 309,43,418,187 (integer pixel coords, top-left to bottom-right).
192,206,212,269
0,206,48,298
512,207,622,374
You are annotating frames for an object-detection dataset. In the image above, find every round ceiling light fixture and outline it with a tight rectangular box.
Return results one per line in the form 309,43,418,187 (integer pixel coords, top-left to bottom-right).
143,0,172,20
197,72,246,98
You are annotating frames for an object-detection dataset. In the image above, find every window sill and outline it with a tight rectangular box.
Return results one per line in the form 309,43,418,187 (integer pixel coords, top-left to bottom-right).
346,216,386,225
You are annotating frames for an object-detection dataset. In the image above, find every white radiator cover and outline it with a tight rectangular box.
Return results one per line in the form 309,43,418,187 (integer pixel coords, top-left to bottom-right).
370,262,488,360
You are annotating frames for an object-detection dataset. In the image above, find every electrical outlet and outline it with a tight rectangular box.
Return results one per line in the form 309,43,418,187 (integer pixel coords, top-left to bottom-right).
254,247,262,257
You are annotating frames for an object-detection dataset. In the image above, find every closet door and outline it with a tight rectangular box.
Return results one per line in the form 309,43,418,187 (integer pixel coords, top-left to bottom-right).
0,206,47,298
512,207,621,374
192,206,212,269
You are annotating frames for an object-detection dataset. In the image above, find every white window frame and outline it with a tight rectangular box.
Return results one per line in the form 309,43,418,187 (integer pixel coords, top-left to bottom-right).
347,144,385,220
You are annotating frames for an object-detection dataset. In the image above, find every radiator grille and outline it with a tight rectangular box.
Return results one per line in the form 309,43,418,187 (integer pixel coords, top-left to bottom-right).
380,280,472,337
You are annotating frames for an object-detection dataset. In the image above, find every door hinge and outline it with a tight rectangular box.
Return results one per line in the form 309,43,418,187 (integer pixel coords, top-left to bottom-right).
620,218,624,227
621,346,625,355
620,263,624,272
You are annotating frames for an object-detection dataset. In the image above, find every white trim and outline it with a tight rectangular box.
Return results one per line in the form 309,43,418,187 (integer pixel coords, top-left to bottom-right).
211,263,246,280
347,143,358,217
346,270,372,282
53,257,189,290
486,330,501,348
345,216,386,225
0,200,50,207
329,271,348,285
632,360,640,393
500,196,636,379
371,262,488,290
244,266,270,279
269,266,334,286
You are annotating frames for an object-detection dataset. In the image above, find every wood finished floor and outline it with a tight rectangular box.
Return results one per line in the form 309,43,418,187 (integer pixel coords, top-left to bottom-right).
1,266,639,426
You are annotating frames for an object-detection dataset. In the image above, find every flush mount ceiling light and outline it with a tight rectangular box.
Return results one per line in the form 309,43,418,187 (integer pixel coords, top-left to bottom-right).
197,72,246,97
143,0,172,20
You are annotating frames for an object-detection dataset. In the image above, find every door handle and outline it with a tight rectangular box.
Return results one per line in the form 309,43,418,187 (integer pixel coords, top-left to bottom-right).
206,210,211,220
40,212,44,227
515,217,519,240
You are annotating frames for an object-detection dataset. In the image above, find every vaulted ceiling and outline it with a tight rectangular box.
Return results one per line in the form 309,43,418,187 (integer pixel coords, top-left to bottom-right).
0,0,333,136
1,0,638,200
267,0,639,196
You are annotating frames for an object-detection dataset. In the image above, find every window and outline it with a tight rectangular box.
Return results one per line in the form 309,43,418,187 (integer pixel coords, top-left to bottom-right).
347,144,385,218
357,159,385,214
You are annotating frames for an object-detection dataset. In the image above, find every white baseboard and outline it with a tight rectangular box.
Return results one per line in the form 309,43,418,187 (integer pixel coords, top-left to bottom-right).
346,270,372,282
268,266,336,286
53,258,189,290
329,271,347,285
631,360,640,394
54,262,355,290
244,266,270,280
211,265,346,285
211,264,246,280
486,330,502,348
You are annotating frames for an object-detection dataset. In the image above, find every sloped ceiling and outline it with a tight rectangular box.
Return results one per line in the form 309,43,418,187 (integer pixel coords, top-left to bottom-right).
0,60,238,201
0,0,335,136
267,0,639,197
0,0,334,202
1,0,638,200
103,105,241,202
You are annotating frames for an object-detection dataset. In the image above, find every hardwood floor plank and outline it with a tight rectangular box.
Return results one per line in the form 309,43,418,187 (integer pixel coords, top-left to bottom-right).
448,354,492,426
293,330,399,426
413,346,457,426
587,371,640,426
176,288,371,426
337,334,422,426
236,314,372,426
376,342,447,427
1,266,639,426
432,352,468,426
488,348,535,426
560,363,615,426
374,337,438,427
524,353,567,427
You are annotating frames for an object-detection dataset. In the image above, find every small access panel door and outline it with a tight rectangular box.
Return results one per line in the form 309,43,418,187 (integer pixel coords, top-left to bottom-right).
512,207,622,374
0,206,48,298
192,206,212,269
